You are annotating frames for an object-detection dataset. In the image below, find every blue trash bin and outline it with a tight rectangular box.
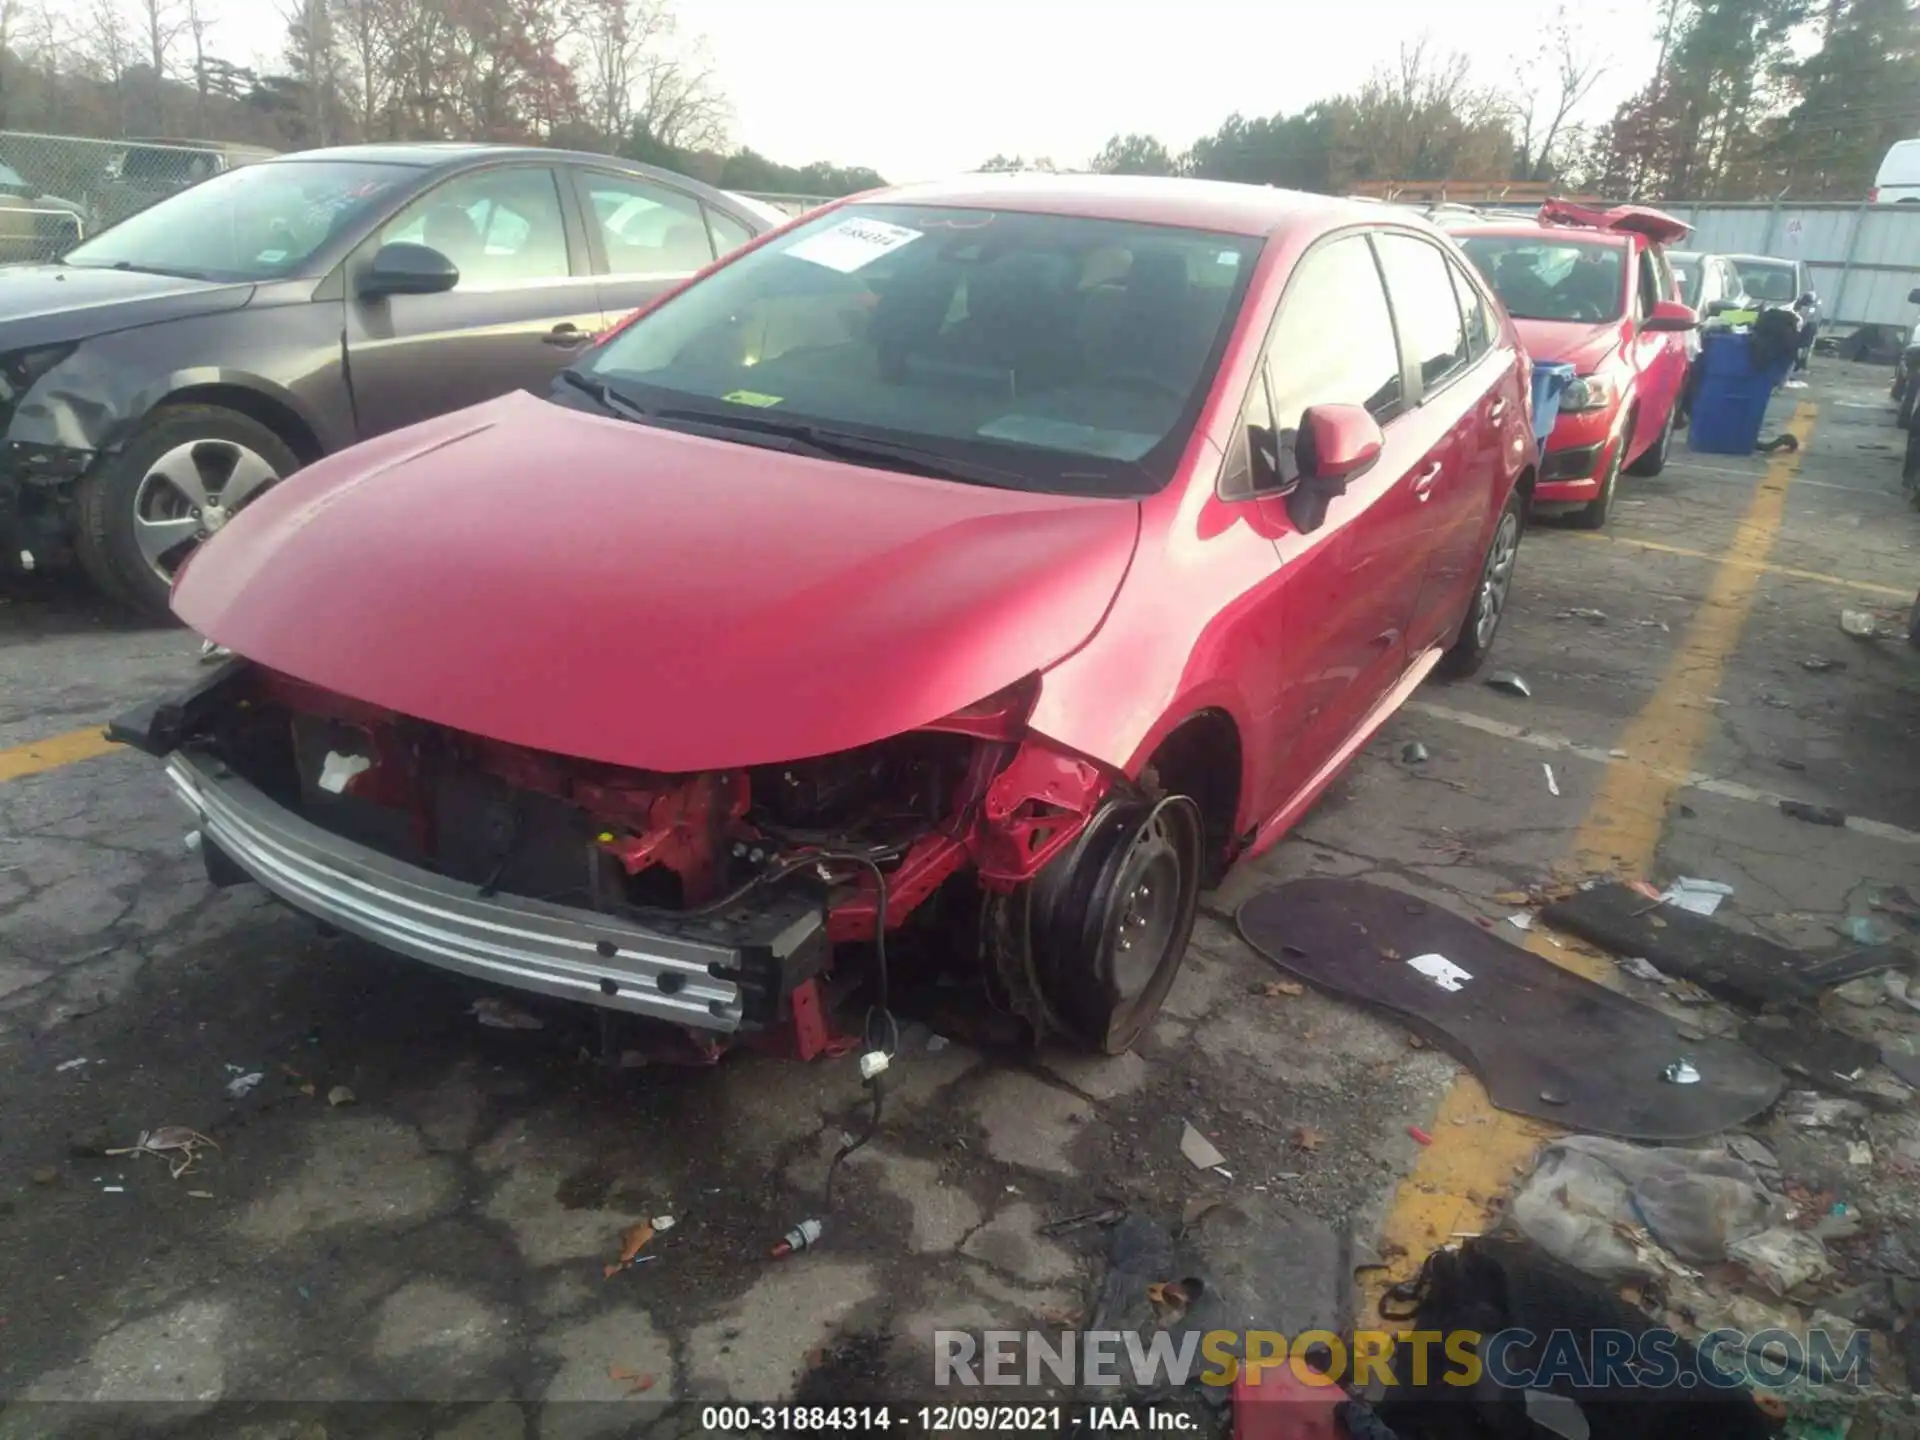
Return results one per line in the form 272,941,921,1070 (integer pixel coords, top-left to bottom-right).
1688,330,1793,456
1530,361,1577,446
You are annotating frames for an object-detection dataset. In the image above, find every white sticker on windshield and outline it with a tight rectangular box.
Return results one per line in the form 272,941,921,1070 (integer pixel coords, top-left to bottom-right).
785,218,922,274
255,249,289,264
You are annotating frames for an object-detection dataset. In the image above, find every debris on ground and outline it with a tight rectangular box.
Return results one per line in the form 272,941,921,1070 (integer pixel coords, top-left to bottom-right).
103,1126,218,1179
1486,671,1532,697
1557,607,1608,624
326,1085,356,1107
1757,432,1799,453
1543,763,1560,796
607,1365,655,1396
1780,799,1847,827
1839,609,1882,639
1400,741,1429,764
1506,911,1533,932
1178,1122,1227,1171
471,998,544,1030
1839,914,1897,947
1511,1134,1787,1279
1729,1226,1832,1295
1257,978,1303,998
53,1057,90,1073
1290,1125,1324,1152
1662,876,1735,917
1801,656,1845,673
1780,1092,1869,1129
1040,1205,1127,1237
603,1215,674,1278
224,1071,264,1099
770,1217,823,1258
1617,955,1669,982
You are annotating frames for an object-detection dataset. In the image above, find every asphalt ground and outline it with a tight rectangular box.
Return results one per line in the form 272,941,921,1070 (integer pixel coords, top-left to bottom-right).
1,362,1918,1438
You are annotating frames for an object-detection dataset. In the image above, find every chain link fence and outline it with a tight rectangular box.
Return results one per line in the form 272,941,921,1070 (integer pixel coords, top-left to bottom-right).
0,131,277,263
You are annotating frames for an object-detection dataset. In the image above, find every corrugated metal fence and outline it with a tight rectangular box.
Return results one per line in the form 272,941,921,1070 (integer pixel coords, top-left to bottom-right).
1661,200,1920,337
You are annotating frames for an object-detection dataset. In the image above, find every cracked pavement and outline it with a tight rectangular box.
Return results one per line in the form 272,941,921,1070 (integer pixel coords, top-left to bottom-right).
2,364,1919,1436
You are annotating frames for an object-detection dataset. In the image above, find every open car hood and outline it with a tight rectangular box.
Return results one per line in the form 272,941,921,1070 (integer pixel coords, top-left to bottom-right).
173,391,1142,772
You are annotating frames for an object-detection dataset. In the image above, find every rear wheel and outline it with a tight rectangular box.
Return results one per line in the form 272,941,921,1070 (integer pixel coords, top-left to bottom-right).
985,794,1202,1055
1439,492,1524,678
75,405,298,619
1625,403,1673,476
1570,437,1624,530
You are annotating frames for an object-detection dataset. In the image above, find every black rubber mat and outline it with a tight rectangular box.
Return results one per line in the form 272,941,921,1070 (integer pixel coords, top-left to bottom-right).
1540,882,1815,1009
1236,880,1783,1140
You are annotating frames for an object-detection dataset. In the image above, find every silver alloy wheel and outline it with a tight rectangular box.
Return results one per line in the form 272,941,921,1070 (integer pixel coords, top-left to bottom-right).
131,439,281,583
1474,510,1521,650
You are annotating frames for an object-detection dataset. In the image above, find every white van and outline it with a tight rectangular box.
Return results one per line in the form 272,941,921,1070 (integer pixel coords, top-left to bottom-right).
1874,139,1920,203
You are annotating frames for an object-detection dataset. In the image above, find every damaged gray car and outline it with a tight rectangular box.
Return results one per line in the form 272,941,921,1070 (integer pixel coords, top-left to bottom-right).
0,142,771,616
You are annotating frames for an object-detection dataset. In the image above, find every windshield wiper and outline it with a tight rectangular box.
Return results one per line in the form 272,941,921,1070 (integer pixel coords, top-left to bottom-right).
650,407,1032,488
556,369,650,423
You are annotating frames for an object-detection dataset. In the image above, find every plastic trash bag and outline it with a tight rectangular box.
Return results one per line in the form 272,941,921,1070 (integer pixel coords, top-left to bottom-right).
1511,1134,1788,1280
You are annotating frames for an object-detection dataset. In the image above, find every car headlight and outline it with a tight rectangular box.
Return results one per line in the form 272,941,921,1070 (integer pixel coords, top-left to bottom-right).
0,343,76,409
1559,373,1616,413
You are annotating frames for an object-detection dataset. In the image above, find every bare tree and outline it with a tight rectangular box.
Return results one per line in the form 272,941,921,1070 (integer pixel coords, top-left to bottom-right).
1344,37,1515,182
184,0,212,131
573,0,725,151
135,0,184,131
278,0,341,143
0,0,21,126
1511,4,1610,180
86,0,137,132
330,0,394,137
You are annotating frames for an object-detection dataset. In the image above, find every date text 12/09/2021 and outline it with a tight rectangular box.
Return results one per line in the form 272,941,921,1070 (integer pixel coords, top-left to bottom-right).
698,1406,1194,1432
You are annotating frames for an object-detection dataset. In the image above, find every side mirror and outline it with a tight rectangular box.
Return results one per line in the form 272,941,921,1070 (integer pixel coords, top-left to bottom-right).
1286,403,1383,533
1908,286,1920,305
359,241,459,298
1643,298,1699,333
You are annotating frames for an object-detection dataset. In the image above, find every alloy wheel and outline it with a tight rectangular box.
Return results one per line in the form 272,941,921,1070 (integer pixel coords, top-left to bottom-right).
131,439,281,584
1474,510,1521,651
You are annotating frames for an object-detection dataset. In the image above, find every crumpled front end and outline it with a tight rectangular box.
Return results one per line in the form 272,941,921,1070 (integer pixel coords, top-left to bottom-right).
112,661,1118,1051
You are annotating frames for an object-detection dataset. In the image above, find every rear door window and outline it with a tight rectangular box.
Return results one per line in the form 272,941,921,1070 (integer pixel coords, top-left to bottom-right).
1447,256,1495,363
1374,232,1469,395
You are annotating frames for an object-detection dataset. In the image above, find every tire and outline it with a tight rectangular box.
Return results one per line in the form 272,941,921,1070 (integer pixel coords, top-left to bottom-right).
1909,587,1920,652
1439,492,1524,678
1625,403,1672,477
1570,436,1624,530
1900,383,1917,431
984,794,1202,1055
75,404,299,620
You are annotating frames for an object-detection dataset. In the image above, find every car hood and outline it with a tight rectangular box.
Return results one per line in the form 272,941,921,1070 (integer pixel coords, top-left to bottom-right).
174,391,1143,772
0,264,254,349
1513,317,1625,374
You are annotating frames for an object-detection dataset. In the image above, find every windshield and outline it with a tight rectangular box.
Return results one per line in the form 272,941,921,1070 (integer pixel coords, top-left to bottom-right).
67,160,410,281
582,203,1260,496
1734,260,1796,304
1459,235,1626,323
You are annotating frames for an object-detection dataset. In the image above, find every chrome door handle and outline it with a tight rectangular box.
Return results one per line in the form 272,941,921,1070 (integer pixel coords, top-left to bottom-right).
544,322,593,349
1412,462,1443,500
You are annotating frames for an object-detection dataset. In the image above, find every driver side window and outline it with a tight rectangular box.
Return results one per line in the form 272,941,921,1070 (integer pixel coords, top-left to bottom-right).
379,166,572,290
1637,247,1660,319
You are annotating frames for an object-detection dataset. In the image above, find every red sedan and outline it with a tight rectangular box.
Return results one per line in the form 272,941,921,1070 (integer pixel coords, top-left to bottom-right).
114,176,1539,1059
1451,202,1697,528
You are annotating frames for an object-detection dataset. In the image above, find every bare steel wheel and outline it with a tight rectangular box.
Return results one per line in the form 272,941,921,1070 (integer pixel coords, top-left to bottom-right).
76,404,299,619
986,794,1203,1055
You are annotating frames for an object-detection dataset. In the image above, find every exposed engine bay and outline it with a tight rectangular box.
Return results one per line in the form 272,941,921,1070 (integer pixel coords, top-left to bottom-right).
113,660,1204,1062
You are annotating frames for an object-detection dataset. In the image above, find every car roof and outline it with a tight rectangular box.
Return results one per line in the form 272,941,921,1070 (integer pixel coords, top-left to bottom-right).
859,173,1402,239
1446,220,1633,247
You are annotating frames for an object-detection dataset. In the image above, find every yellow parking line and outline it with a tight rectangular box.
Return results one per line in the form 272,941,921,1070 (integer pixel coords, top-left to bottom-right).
0,726,122,783
1369,401,1820,1317
1572,531,1908,598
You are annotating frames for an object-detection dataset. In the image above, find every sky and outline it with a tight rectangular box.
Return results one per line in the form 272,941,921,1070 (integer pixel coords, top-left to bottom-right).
210,0,1666,183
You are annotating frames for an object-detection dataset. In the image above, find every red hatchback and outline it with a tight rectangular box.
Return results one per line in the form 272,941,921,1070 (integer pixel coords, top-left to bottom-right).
116,176,1538,1059
1450,201,1698,528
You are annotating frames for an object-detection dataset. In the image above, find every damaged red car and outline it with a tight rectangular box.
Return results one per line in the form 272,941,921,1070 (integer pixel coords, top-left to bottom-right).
112,176,1539,1061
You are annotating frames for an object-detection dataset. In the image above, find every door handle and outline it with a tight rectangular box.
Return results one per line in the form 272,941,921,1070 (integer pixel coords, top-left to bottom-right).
1412,462,1443,500
543,323,593,348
